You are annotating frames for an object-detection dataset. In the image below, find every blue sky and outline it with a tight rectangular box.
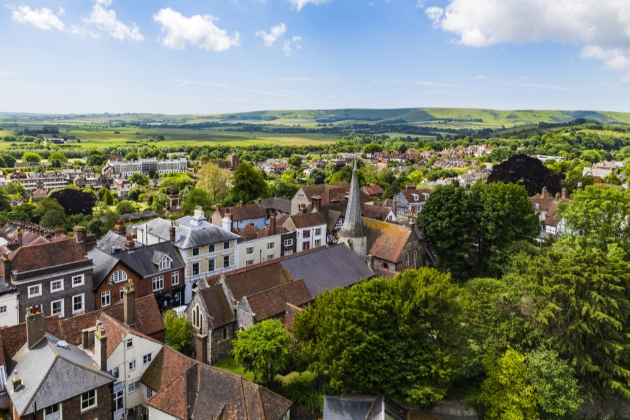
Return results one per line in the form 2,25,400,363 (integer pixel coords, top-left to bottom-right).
1,0,630,114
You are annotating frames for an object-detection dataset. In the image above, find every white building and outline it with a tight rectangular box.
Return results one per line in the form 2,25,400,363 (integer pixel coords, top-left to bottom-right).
0,288,18,327
104,158,187,178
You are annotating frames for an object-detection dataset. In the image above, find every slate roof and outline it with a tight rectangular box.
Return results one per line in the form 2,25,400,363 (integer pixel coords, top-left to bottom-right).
339,161,364,238
6,332,114,417
279,244,373,298
9,238,87,273
113,242,184,279
259,197,291,214
134,218,189,242
175,224,240,249
363,218,414,264
88,247,119,290
216,203,267,221
145,355,291,420
96,230,143,254
246,280,313,322
199,287,236,329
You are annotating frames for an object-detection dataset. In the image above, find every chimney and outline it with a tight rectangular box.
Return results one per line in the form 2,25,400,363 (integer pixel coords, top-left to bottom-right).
16,227,22,247
222,211,232,232
270,212,276,236
45,230,53,241
555,192,560,202
123,279,135,326
561,187,567,199
312,195,322,212
195,329,208,364
114,220,126,236
125,234,134,251
239,200,244,207
392,198,397,216
94,321,107,371
170,221,176,243
301,204,307,215
26,306,45,350
367,252,374,271
12,370,21,391
406,184,415,190
215,203,220,213
2,253,11,283
86,234,97,249
541,187,547,198
73,225,86,245
55,226,64,236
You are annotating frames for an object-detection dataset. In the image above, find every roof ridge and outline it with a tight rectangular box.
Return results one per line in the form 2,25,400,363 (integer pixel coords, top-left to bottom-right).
246,278,306,299
19,343,59,417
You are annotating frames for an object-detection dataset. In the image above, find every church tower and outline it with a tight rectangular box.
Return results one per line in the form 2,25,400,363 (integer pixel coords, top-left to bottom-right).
338,160,367,259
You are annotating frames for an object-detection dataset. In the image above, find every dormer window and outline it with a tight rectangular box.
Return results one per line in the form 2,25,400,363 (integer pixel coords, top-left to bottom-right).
159,257,171,271
111,270,127,284
411,194,419,201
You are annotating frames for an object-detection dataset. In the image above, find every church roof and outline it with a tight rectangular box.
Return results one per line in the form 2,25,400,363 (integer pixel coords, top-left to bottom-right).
338,161,365,238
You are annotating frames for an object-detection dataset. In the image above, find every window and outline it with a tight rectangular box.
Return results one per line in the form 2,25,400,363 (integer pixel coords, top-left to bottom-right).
284,250,293,256
50,280,63,293
223,255,230,268
28,284,42,298
192,262,200,275
414,249,418,268
222,327,228,340
128,360,136,371
101,291,111,307
208,244,215,252
315,228,322,236
109,366,119,380
113,389,124,411
0,306,6,315
44,404,60,420
152,276,164,292
192,247,200,256
126,338,133,349
147,388,153,398
406,252,410,267
284,239,293,247
314,239,321,247
303,242,310,251
128,381,140,393
72,275,84,287
246,247,254,254
120,287,125,300
302,230,310,238
159,257,171,270
208,258,215,272
171,271,179,286
267,242,275,249
72,294,84,314
51,300,63,317
246,260,254,266
224,241,230,249
81,390,97,411
111,270,127,284
143,353,152,364
267,254,274,261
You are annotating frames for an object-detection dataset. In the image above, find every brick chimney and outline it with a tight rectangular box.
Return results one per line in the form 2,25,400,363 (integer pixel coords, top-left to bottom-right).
170,221,176,243
94,321,107,371
2,252,11,282
16,227,22,247
86,234,97,249
26,305,45,350
270,212,276,236
406,183,415,190
195,329,208,364
301,204,307,215
45,230,53,241
541,187,548,198
561,187,567,200
73,226,86,250
123,279,135,326
311,195,322,212
114,220,126,236
239,200,244,207
125,234,134,251
555,192,560,202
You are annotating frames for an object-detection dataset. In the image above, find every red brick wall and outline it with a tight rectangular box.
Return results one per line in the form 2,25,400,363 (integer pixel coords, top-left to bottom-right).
14,384,112,420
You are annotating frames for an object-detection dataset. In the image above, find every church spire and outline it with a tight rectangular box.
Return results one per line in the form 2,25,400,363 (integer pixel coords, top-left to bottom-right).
338,160,366,258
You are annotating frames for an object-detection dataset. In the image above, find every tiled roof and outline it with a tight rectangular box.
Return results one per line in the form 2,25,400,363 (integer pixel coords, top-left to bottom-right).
362,204,392,221
361,183,384,196
400,189,432,204
218,203,267,221
298,182,348,203
246,280,313,322
9,238,86,273
284,212,327,229
141,346,195,393
363,218,414,263
530,194,570,228
234,223,288,242
210,262,294,302
199,287,236,329
99,313,163,358
259,197,291,214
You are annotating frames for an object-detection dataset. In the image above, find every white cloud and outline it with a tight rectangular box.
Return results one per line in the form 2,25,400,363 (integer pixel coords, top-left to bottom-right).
288,0,332,11
416,0,424,8
277,77,311,83
153,8,240,51
283,36,302,56
11,5,65,31
256,23,287,47
426,0,630,75
79,0,143,41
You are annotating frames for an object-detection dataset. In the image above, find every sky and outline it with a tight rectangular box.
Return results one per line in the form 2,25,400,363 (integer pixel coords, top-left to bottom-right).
2,0,630,114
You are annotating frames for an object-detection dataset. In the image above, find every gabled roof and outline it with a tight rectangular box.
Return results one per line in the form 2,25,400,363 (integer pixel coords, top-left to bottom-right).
297,182,348,203
199,287,236,330
140,346,195,393
246,280,313,322
88,247,119,290
175,224,240,249
234,223,288,242
99,313,163,358
96,230,143,253
399,189,431,204
363,218,415,264
9,238,87,273
361,204,393,221
114,242,184,279
6,332,114,417
259,197,291,214
217,203,267,221
282,212,327,230
529,194,570,228
210,262,294,302
134,218,190,242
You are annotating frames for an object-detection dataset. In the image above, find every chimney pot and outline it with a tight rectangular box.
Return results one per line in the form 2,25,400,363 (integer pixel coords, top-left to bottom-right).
239,200,244,207
125,234,134,251
561,187,567,200
114,219,126,235
123,279,136,325
542,187,548,198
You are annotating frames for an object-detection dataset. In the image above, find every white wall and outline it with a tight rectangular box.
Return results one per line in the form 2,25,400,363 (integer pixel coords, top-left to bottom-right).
148,407,177,420
0,292,19,328
237,235,282,268
295,223,327,252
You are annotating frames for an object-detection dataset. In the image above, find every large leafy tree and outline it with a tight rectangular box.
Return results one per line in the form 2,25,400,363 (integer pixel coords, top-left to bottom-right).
232,319,291,386
164,311,194,357
487,154,562,197
182,188,212,215
510,248,630,399
294,268,465,406
226,162,268,205
50,188,97,215
196,163,231,204
159,173,195,195
21,152,42,163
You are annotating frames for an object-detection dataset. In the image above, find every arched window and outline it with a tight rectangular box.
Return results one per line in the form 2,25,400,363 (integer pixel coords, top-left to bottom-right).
192,307,198,328
414,250,418,268
110,270,127,284
406,252,410,267
383,262,389,270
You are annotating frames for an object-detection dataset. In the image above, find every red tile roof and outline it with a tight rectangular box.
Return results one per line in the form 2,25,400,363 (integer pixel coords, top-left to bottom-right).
8,238,86,272
246,280,313,322
210,262,294,302
529,194,570,228
363,217,414,263
218,203,267,221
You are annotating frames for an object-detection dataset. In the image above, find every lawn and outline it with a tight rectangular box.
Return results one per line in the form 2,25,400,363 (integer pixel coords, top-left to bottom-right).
214,357,316,384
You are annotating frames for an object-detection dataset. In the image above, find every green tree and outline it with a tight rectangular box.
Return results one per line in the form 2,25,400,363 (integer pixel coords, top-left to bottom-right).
115,200,136,215
32,197,66,224
526,348,583,420
288,155,303,169
164,311,194,357
0,188,12,213
308,168,326,185
101,189,114,205
125,151,139,160
148,192,169,212
232,319,291,385
48,151,68,168
86,150,108,166
50,188,96,215
182,188,212,215
1,154,16,168
129,173,150,186
22,152,42,163
196,163,231,204
294,268,464,406
40,210,67,229
579,149,602,164
87,219,107,238
480,348,537,420
362,143,382,155
226,162,268,205
159,173,194,195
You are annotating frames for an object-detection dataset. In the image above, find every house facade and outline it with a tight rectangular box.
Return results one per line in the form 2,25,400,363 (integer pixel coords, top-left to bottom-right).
104,158,188,178
210,202,267,230
280,211,328,252
392,186,431,218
